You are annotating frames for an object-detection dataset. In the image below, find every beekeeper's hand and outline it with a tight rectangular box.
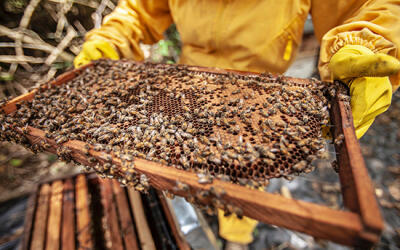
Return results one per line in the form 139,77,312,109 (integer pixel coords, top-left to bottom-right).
329,45,400,138
74,40,119,68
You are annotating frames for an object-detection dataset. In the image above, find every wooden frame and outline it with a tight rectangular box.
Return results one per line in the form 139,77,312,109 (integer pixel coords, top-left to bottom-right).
3,63,383,247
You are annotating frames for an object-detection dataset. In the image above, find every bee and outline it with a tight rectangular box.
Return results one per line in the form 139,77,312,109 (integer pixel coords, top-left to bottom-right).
21,125,30,135
334,134,345,146
233,206,243,219
293,160,307,171
331,160,339,172
94,144,103,151
180,155,190,168
88,157,97,164
232,89,241,95
260,110,269,118
338,93,351,102
174,181,189,192
297,126,307,133
56,136,68,144
263,158,274,166
164,190,175,199
140,174,149,188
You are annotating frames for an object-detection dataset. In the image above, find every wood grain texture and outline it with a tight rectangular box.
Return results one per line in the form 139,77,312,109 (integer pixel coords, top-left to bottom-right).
331,84,383,246
62,178,76,250
21,187,38,250
112,180,139,250
99,179,124,250
46,180,63,250
31,183,51,250
75,174,93,250
127,189,156,250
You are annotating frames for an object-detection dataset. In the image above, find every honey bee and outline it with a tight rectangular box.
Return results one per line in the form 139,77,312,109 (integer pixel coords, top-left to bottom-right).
174,181,189,192
293,160,307,171
334,134,345,146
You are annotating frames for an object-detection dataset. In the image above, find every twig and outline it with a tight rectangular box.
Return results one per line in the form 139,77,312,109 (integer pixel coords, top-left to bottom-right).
47,0,99,9
105,0,115,10
13,0,43,73
43,67,58,83
45,26,77,65
43,2,59,22
55,0,73,39
0,25,74,61
20,0,42,28
0,56,46,64
94,0,110,28
13,82,28,94
0,42,66,52
73,20,87,35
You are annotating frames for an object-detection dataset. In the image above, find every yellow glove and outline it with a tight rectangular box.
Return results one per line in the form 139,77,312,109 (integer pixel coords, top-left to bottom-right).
74,40,119,68
218,209,258,244
329,45,400,138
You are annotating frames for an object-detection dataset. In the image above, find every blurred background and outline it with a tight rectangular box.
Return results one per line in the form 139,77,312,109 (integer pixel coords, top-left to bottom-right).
0,1,399,249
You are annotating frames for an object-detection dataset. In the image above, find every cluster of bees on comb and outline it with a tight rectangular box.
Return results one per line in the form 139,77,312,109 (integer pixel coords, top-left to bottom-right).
0,59,346,215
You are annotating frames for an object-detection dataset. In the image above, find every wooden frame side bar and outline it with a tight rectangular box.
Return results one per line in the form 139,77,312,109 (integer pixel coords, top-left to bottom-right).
331,86,383,245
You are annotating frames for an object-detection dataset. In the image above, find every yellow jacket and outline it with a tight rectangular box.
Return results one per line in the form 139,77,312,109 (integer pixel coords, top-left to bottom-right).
85,0,400,90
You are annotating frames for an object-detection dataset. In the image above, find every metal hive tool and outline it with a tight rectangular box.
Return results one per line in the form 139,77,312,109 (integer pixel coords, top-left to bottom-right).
0,59,384,247
1,59,331,187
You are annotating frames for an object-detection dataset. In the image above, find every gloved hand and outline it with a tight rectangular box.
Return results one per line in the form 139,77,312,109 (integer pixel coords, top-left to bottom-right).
218,209,258,244
329,45,400,138
74,40,119,68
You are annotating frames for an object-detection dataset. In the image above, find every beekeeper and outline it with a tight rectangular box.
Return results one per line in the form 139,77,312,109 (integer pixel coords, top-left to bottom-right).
74,1,400,248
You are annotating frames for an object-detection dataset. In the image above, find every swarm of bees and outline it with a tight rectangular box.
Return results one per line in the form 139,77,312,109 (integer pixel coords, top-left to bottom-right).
0,59,346,202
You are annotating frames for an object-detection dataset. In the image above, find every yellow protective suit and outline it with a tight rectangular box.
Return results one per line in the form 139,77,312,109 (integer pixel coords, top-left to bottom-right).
77,0,400,245
83,0,400,90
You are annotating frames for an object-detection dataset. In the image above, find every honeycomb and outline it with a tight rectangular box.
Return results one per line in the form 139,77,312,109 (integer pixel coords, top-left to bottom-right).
0,59,334,187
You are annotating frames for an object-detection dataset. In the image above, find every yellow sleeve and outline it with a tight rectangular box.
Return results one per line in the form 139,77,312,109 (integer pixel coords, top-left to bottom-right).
312,0,400,90
85,0,172,61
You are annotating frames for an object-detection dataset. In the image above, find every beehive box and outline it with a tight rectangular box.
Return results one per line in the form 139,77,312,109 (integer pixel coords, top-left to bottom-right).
21,173,189,250
0,60,382,247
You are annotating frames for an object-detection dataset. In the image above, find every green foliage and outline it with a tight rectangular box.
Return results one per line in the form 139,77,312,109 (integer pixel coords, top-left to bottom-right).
9,158,23,167
47,154,58,162
0,72,14,81
153,24,181,63
4,0,28,14
52,61,73,70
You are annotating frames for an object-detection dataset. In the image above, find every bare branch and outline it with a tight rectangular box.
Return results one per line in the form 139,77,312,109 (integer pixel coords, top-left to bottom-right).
55,0,73,39
45,26,77,65
20,0,42,28
13,82,28,94
43,67,58,83
13,0,43,73
73,20,87,35
94,0,110,28
47,0,99,9
0,56,46,64
0,25,74,61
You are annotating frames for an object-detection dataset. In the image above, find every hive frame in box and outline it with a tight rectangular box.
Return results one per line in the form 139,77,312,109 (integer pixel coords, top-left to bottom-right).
20,172,190,250
1,63,383,248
